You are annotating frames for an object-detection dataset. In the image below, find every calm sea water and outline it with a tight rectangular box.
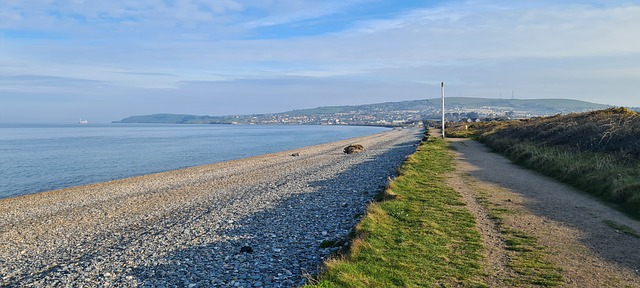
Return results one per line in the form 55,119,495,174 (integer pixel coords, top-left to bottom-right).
0,123,387,199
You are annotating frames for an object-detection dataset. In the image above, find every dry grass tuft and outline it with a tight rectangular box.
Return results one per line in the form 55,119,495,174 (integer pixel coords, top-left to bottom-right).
447,108,640,217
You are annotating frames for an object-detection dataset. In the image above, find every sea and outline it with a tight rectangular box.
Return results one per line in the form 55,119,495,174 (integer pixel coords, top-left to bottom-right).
0,123,388,199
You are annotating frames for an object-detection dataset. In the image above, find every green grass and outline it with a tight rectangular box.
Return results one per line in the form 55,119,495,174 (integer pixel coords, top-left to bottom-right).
446,108,640,218
305,137,487,287
482,139,640,217
445,126,479,139
502,229,563,286
603,220,640,239
474,189,563,287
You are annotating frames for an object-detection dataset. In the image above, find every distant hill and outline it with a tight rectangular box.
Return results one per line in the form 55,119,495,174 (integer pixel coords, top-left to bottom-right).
284,98,609,115
432,97,609,109
115,114,208,124
114,97,611,125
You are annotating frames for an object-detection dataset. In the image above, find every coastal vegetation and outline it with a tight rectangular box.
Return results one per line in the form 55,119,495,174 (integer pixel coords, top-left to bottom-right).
307,132,565,287
446,107,640,217
306,136,487,287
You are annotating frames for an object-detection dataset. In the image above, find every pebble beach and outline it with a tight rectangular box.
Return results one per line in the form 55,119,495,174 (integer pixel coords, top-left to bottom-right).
0,127,422,287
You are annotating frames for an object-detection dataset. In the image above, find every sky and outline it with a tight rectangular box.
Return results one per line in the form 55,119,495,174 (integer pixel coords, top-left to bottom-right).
1,0,639,123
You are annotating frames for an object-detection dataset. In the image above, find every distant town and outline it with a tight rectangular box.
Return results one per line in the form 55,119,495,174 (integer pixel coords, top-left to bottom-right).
116,97,619,126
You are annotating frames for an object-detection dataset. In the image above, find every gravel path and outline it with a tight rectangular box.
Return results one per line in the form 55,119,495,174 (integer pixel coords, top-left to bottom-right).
447,137,640,287
0,127,423,287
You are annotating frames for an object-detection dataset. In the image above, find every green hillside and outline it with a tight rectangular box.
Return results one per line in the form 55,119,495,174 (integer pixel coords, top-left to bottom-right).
427,97,610,109
113,97,611,124
278,98,609,116
114,114,209,123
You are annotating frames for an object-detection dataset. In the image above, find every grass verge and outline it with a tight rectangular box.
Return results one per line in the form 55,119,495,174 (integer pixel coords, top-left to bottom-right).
480,139,640,217
603,220,640,239
502,228,563,286
445,108,640,218
478,192,563,286
305,137,486,287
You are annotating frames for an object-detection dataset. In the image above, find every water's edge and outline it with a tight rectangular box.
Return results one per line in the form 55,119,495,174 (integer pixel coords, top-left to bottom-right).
0,124,390,199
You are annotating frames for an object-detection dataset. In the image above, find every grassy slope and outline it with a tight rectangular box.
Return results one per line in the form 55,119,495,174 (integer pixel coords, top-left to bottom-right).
447,107,640,217
306,137,487,287
306,133,567,287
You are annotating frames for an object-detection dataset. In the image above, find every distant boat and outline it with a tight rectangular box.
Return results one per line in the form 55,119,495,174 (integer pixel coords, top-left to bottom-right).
79,118,89,124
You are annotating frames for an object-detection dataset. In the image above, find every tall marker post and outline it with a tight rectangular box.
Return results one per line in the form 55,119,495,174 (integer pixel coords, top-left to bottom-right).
441,81,445,138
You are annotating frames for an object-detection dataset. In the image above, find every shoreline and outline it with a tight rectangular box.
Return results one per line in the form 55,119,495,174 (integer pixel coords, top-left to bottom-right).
0,127,423,287
0,127,395,203
0,123,391,200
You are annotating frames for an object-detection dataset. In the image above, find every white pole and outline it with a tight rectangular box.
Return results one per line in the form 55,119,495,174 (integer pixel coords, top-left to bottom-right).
441,81,445,138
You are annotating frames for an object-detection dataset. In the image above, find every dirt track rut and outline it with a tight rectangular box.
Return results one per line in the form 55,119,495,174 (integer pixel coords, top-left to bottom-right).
446,137,640,287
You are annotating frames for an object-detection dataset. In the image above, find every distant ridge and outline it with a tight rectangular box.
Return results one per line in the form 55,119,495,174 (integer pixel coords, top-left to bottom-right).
114,113,210,124
283,98,609,115
114,97,611,125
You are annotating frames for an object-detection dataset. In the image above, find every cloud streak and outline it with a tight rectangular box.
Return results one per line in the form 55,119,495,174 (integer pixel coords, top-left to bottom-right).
1,0,639,122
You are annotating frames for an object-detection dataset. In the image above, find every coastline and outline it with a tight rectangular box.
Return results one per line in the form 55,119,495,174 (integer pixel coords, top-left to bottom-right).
0,127,422,287
0,124,390,199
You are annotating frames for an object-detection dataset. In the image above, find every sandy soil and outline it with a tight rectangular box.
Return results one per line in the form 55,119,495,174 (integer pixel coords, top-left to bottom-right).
446,135,640,287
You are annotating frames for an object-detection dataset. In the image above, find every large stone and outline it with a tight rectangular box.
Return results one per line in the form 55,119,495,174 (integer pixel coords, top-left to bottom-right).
343,144,364,154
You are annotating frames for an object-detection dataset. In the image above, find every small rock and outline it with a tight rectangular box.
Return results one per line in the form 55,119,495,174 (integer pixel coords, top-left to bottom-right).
290,153,300,157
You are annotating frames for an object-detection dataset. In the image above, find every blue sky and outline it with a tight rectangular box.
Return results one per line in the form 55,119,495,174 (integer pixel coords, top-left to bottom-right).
1,0,639,123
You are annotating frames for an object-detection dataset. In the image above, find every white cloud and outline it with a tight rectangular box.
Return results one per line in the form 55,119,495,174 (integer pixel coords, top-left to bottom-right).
340,2,640,61
2,0,640,123
6,1,640,77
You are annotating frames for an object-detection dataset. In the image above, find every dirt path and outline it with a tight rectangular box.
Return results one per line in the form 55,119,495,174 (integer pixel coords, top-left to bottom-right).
444,135,640,287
